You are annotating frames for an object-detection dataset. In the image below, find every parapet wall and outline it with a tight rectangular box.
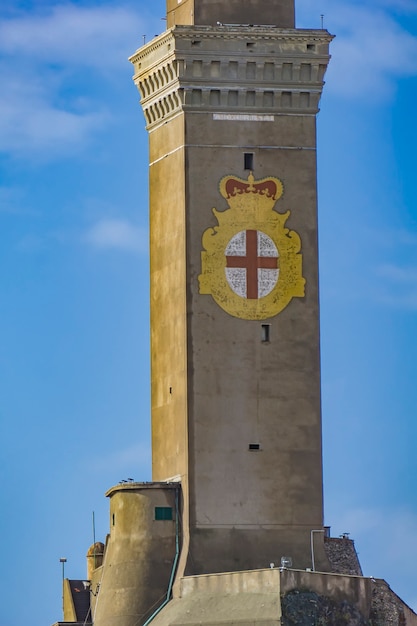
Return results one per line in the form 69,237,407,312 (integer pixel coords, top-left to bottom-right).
145,568,417,626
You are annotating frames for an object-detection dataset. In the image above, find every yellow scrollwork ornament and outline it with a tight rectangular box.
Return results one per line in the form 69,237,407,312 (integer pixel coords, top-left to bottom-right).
198,173,305,320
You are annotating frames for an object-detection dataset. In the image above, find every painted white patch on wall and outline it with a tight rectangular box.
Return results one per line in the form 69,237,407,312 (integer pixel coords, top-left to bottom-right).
213,114,275,122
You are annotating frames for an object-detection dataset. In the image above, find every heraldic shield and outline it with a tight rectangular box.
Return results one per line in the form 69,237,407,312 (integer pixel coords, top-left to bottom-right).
198,173,305,321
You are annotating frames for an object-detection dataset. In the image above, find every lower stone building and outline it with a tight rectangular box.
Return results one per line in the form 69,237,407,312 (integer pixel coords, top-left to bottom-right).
52,482,417,626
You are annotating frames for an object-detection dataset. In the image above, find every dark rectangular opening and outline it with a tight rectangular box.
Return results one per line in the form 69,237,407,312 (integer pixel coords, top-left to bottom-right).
261,324,270,342
249,443,260,450
244,153,254,170
155,506,173,521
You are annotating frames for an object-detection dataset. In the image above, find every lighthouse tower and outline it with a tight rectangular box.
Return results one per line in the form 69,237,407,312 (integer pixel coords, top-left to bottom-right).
49,4,417,625
129,0,333,578
82,3,337,625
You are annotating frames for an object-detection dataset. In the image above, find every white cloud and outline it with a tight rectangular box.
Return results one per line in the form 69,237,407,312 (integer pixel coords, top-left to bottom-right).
0,70,108,157
0,4,144,69
0,3,148,159
12,218,147,254
298,0,417,99
330,9,417,98
84,218,148,253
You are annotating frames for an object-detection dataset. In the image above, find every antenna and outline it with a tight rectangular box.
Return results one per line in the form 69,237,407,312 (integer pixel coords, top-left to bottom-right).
92,511,96,569
320,14,324,29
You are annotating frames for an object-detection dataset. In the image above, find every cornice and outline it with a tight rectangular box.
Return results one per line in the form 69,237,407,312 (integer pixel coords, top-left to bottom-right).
129,26,334,65
171,25,334,43
130,25,333,133
129,31,174,64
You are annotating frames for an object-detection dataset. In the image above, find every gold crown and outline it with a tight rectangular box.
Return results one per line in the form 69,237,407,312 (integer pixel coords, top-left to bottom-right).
219,172,284,207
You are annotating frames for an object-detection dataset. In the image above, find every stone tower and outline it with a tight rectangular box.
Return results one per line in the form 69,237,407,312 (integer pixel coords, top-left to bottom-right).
129,0,333,579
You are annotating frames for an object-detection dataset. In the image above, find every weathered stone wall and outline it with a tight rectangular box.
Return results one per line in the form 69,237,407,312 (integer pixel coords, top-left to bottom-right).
281,576,417,626
324,537,363,576
280,569,372,617
370,580,414,626
281,589,368,626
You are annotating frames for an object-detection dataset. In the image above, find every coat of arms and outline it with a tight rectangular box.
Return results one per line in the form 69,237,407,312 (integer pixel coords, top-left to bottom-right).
198,173,305,320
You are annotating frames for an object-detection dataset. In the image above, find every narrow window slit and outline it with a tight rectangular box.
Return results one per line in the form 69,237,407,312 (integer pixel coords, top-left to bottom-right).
244,153,254,170
261,324,270,342
249,443,260,450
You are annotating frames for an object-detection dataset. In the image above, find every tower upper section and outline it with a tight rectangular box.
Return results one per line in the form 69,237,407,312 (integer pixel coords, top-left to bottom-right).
130,26,332,132
166,0,295,29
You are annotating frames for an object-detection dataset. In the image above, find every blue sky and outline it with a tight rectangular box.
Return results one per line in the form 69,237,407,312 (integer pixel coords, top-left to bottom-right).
0,1,416,624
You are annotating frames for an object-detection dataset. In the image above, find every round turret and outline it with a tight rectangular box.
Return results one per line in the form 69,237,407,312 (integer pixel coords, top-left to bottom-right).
86,542,105,580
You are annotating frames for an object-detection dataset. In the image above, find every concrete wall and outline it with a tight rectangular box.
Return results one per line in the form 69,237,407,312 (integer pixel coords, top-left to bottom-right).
185,111,324,573
144,569,400,626
148,568,283,625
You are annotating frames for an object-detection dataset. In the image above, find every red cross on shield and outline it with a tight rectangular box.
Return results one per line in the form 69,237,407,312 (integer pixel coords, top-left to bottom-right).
225,230,279,299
